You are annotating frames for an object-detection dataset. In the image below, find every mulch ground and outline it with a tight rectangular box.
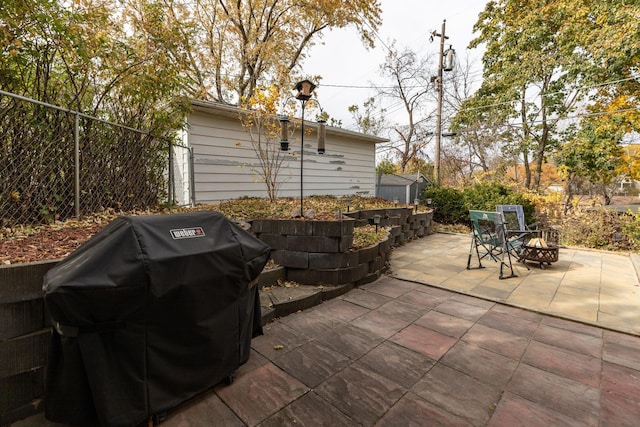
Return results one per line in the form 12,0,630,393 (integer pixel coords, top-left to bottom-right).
0,224,104,265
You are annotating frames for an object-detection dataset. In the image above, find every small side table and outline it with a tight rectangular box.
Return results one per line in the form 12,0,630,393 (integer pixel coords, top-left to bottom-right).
520,244,559,269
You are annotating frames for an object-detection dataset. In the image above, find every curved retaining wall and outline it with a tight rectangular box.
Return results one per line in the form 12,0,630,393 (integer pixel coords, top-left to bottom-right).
251,208,432,287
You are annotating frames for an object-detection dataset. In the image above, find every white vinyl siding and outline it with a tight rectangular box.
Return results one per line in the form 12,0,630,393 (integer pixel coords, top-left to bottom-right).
187,102,386,203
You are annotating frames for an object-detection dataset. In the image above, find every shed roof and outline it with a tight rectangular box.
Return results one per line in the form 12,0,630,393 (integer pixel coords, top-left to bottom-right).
378,173,431,186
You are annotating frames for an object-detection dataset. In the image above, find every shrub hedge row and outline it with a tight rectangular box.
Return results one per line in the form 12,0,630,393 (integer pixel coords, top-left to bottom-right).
423,183,536,226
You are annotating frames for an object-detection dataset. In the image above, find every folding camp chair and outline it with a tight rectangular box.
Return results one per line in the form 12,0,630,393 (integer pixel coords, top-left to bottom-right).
496,205,541,266
467,210,517,279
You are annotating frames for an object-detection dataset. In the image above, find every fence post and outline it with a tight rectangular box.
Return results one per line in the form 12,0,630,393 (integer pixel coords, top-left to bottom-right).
189,146,196,207
74,113,80,219
168,140,174,209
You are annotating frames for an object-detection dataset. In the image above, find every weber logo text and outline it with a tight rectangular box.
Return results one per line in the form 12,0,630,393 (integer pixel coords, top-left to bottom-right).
170,227,206,239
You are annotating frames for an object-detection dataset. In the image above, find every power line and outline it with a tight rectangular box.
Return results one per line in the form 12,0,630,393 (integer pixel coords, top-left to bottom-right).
323,74,638,118
456,76,640,116
498,106,640,130
343,77,640,138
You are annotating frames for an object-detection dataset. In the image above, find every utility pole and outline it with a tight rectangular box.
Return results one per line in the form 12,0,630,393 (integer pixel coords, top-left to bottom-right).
432,20,447,186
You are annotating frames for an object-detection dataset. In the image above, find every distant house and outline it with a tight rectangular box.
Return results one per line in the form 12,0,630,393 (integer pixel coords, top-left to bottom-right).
547,183,564,193
175,101,388,205
376,173,432,204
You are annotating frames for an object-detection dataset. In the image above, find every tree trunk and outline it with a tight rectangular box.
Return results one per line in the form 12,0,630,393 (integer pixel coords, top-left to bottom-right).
519,88,532,189
523,151,532,189
602,183,611,205
563,174,576,215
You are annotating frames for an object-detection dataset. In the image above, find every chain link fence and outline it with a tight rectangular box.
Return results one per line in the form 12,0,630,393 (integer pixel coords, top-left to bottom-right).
0,90,193,228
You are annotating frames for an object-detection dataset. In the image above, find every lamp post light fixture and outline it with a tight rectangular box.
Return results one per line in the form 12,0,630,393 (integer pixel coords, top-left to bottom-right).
426,198,433,207
372,214,381,233
278,79,326,216
414,198,420,212
345,198,352,212
393,197,399,207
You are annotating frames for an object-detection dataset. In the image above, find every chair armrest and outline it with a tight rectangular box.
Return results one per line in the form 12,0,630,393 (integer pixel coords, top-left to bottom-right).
506,229,538,237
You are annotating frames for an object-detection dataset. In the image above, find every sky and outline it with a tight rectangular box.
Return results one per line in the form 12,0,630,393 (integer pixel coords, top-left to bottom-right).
300,0,490,132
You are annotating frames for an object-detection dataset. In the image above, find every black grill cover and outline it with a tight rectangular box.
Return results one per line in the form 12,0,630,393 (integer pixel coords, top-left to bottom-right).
43,211,271,427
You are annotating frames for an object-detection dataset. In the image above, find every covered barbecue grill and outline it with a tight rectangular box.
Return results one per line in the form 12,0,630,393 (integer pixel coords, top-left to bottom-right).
43,211,270,427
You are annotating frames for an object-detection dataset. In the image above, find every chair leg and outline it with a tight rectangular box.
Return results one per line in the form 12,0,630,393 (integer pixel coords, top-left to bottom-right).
467,250,486,269
506,242,530,271
499,261,517,279
467,237,486,269
499,248,518,280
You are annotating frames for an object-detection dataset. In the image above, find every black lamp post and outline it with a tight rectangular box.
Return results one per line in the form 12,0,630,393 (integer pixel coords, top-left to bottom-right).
279,79,325,216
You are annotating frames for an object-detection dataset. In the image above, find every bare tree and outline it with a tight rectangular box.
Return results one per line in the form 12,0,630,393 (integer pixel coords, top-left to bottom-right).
348,97,386,136
442,51,512,185
375,43,437,173
238,86,291,201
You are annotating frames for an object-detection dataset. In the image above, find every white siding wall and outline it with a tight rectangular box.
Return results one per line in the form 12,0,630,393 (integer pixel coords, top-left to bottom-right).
187,104,385,203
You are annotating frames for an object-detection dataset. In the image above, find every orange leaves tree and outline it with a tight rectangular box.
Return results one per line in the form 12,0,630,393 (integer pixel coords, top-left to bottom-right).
163,0,382,103
2,0,382,114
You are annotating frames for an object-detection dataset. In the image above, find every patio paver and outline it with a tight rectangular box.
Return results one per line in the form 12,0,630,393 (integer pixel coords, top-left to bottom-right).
14,233,640,426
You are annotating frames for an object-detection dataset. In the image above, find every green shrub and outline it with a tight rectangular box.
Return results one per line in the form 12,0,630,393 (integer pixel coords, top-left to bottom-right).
462,183,536,222
461,182,511,212
423,183,537,226
424,183,640,252
423,186,466,224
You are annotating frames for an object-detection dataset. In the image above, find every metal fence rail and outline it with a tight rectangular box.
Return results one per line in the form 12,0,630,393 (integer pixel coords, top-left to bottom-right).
0,90,192,227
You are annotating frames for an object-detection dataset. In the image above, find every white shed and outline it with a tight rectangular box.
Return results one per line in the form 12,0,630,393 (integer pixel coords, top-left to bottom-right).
376,173,432,204
180,100,387,205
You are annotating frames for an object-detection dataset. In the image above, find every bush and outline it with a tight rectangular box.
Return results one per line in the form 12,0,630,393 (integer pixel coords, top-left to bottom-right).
622,211,640,250
423,183,537,226
423,186,466,225
462,183,536,222
559,208,639,251
424,183,640,252
523,191,564,226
